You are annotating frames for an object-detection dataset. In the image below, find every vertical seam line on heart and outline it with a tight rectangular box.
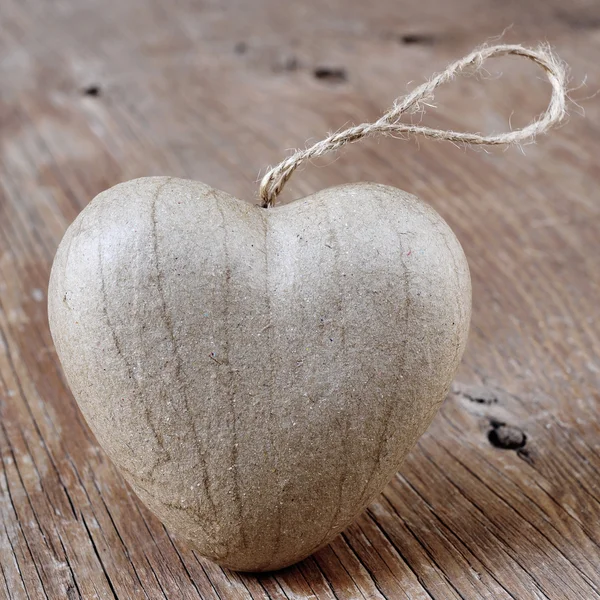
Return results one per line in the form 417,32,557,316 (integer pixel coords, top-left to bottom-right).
212,191,248,553
150,178,221,554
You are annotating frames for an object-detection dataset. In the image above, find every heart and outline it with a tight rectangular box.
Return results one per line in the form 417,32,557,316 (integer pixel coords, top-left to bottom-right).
48,176,471,571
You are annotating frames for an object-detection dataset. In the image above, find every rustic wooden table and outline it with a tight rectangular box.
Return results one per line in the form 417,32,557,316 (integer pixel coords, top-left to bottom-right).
1,0,599,598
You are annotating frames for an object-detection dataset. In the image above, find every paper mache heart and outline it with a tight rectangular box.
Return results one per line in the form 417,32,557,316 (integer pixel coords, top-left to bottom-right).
48,176,471,571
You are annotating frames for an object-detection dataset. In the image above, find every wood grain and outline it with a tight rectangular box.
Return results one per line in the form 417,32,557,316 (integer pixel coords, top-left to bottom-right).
0,0,599,597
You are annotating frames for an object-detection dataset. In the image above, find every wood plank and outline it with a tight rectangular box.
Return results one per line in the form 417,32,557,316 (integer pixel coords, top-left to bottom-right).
0,0,598,597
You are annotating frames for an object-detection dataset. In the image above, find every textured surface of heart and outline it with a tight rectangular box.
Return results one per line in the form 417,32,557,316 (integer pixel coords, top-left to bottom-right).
48,177,471,571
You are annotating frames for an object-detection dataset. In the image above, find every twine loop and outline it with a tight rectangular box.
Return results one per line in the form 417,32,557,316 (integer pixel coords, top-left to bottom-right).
259,43,568,207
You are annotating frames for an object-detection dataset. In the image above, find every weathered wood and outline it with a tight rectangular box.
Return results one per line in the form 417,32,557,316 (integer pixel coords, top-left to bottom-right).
0,0,599,597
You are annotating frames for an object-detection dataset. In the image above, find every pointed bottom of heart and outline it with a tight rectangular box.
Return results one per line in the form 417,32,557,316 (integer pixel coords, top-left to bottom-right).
128,467,397,572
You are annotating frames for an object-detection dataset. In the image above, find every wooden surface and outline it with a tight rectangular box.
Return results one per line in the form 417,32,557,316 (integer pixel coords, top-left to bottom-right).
1,0,599,597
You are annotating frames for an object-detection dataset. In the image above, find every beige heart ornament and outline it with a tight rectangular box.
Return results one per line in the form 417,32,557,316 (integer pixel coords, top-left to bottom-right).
48,44,567,571
49,176,470,571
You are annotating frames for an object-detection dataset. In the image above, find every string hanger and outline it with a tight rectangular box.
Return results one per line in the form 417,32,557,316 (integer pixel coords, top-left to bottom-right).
259,43,568,208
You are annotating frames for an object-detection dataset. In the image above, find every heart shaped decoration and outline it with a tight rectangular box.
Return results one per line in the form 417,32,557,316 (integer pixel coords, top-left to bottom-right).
48,176,470,571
